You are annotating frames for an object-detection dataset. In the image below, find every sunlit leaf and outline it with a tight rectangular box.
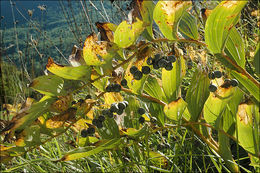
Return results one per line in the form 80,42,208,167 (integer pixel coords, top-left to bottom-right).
29,75,66,96
49,95,72,113
121,124,148,139
164,97,187,121
78,136,99,147
114,18,145,48
231,70,260,102
153,1,192,40
204,85,237,126
186,68,210,121
146,151,168,167
46,58,91,81
60,138,122,161
104,92,123,105
179,11,199,40
205,1,247,54
15,125,41,147
236,102,259,157
144,76,167,102
224,27,245,68
162,56,185,102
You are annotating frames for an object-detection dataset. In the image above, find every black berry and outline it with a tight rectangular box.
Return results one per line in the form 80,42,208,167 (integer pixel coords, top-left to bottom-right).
121,79,127,87
96,120,103,128
116,108,124,115
214,70,222,78
209,84,217,92
165,62,173,71
78,99,84,104
146,57,153,65
98,115,105,122
92,119,99,126
138,108,145,115
87,127,95,135
123,101,129,108
230,79,239,87
154,53,161,60
105,85,113,92
133,70,143,80
81,129,88,137
208,72,215,79
113,83,121,92
85,95,92,99
71,101,76,105
118,102,126,110
153,62,160,69
166,55,176,63
158,59,168,68
139,117,145,124
110,103,119,113
141,66,151,74
130,66,138,74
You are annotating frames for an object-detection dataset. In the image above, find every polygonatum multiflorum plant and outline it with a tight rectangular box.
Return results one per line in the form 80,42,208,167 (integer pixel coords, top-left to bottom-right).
1,1,259,172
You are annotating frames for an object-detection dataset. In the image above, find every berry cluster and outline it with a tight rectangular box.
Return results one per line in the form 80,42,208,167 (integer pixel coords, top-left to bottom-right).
130,66,149,80
110,101,129,115
105,83,121,92
71,95,92,105
81,127,95,137
208,70,239,92
148,54,176,71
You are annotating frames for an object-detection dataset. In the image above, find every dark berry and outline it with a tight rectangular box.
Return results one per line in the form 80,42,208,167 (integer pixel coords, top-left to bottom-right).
153,62,160,69
209,84,217,92
116,108,124,115
214,70,222,78
98,115,105,122
103,109,114,118
87,127,95,135
141,66,151,74
78,99,84,104
92,119,99,126
133,70,143,80
107,111,114,118
121,79,127,87
118,102,126,110
208,72,215,79
123,101,129,107
138,108,145,115
110,103,119,113
96,120,103,128
147,57,153,65
158,59,168,68
230,79,239,87
139,117,145,124
154,53,161,60
113,83,121,92
81,129,89,137
166,55,176,63
130,66,138,74
102,109,110,115
105,85,113,92
165,62,173,71
71,101,76,104
222,79,231,88
85,95,92,99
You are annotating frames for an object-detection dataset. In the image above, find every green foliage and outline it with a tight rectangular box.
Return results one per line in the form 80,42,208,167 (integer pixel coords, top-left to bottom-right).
1,1,259,172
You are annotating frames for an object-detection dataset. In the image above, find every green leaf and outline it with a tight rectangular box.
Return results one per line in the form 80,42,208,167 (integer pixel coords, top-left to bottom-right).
29,75,66,96
205,1,247,54
153,1,192,40
114,18,145,48
144,76,167,102
7,97,56,133
137,0,155,40
224,27,245,68
236,103,259,157
150,103,165,126
121,124,148,139
60,138,122,161
231,70,260,102
164,97,187,121
46,58,91,81
162,56,185,102
78,136,99,147
253,43,260,75
98,117,120,139
222,89,243,135
186,68,210,121
179,11,199,40
204,86,237,126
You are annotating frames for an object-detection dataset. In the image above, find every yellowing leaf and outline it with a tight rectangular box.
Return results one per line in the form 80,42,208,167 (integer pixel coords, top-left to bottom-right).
153,1,192,40
164,97,187,121
114,18,145,48
50,95,72,113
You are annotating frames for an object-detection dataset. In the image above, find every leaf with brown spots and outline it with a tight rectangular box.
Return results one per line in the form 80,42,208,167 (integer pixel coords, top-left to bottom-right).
164,97,187,121
95,22,117,42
